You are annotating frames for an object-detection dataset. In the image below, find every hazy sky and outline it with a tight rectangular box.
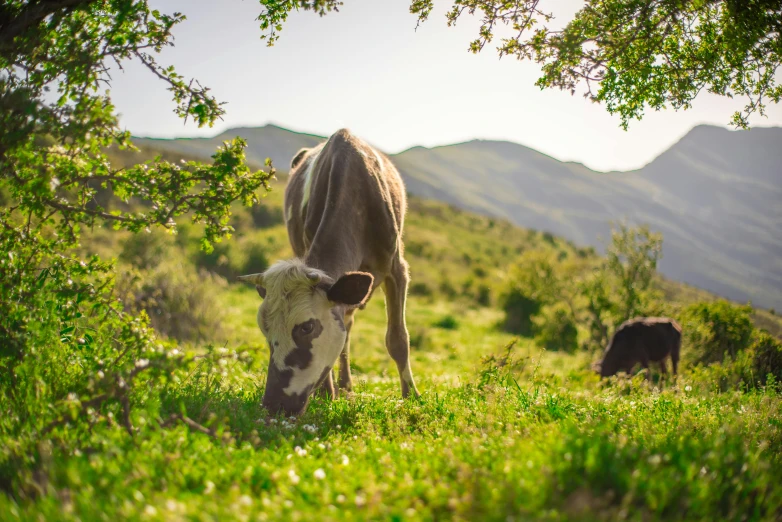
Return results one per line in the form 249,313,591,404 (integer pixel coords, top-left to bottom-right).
110,0,782,171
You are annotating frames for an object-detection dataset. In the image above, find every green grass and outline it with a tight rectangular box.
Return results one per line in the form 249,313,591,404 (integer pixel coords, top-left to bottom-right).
3,281,781,521
3,153,782,521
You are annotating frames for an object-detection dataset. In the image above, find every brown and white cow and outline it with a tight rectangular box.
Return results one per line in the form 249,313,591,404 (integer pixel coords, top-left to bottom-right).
595,317,682,379
239,129,419,415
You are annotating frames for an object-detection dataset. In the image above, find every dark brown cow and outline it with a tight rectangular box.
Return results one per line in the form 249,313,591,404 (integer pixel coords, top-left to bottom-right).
239,129,419,415
596,317,681,379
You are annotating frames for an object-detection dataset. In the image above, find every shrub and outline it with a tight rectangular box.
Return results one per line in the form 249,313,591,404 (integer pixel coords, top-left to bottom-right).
241,237,271,275
500,288,541,336
682,300,754,365
120,228,174,269
751,331,782,385
409,328,429,350
250,203,285,228
533,304,579,353
409,281,434,297
439,278,457,299
475,284,492,307
194,240,234,279
433,315,459,330
118,262,226,343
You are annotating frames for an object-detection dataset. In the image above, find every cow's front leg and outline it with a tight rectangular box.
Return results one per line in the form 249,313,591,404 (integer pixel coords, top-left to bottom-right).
314,369,335,400
383,256,420,398
338,311,355,394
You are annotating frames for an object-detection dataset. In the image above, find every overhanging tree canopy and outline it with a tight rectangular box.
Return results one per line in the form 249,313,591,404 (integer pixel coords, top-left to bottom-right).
264,0,782,129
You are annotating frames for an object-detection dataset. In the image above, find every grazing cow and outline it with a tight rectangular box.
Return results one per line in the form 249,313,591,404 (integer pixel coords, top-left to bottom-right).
595,317,681,379
239,129,419,415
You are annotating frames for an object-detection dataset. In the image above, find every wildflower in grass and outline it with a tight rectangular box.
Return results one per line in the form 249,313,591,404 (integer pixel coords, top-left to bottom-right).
336,494,346,503
355,495,366,507
294,446,307,457
685,385,693,392
318,443,325,450
303,424,317,433
341,455,350,466
135,359,149,368
204,481,215,494
239,495,252,506
314,468,326,480
288,469,300,484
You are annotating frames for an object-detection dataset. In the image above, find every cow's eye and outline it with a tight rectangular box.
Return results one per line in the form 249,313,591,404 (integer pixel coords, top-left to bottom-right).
300,321,314,335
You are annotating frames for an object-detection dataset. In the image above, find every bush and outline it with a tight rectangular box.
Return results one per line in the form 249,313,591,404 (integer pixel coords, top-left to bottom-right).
500,288,541,336
118,262,226,343
682,300,754,365
533,304,579,353
250,203,285,228
120,228,174,269
193,236,271,280
439,278,457,299
475,284,492,307
194,240,234,278
241,237,271,275
432,315,459,330
409,281,434,297
751,331,782,385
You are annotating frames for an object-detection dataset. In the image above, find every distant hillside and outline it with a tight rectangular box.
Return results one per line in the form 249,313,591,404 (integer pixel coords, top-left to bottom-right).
135,124,324,171
132,124,782,310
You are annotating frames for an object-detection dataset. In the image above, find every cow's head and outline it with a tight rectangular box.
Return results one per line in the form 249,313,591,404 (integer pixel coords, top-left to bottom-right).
595,347,629,378
239,259,373,416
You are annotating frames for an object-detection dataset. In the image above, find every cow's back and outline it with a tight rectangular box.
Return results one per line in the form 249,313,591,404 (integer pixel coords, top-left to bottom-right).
616,317,681,361
284,129,406,280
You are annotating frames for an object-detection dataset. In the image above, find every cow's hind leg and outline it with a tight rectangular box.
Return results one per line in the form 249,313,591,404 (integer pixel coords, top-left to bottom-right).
671,348,680,377
658,359,668,386
384,257,420,398
338,311,355,393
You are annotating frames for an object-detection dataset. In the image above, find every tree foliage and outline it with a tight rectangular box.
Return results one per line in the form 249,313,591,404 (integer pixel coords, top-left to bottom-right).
0,0,272,479
270,0,782,128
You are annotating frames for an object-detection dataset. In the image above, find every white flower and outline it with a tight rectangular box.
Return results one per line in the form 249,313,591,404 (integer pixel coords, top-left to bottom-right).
355,495,366,507
204,481,215,494
314,468,326,480
269,419,278,424
318,443,325,450
294,446,307,457
239,495,252,506
684,385,692,392
135,359,149,368
341,455,350,466
336,494,346,504
303,424,317,433
288,469,300,485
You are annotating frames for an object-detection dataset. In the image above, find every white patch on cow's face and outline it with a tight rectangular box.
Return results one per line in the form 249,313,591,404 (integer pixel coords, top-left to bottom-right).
282,293,345,396
256,261,347,403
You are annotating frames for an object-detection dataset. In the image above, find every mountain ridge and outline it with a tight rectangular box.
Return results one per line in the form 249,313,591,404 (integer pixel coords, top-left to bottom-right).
132,123,782,309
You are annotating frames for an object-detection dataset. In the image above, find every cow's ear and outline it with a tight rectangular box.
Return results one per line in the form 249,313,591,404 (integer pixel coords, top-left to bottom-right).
327,272,373,307
290,148,309,170
256,285,267,299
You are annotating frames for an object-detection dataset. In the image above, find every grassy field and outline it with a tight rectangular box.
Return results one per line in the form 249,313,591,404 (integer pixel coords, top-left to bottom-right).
2,286,780,521
2,154,782,521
